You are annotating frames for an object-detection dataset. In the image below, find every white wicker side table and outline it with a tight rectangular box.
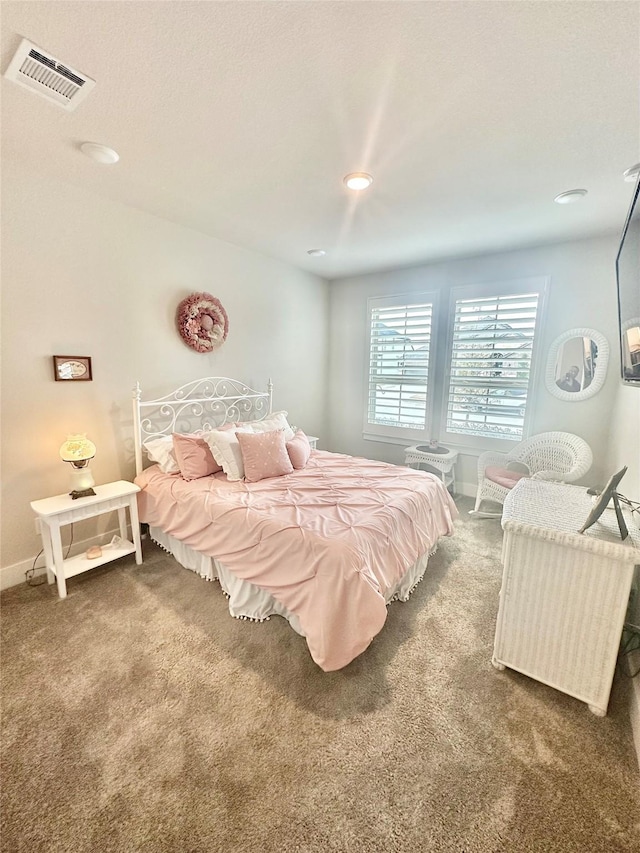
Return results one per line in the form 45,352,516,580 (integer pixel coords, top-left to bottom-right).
404,445,458,493
493,479,640,716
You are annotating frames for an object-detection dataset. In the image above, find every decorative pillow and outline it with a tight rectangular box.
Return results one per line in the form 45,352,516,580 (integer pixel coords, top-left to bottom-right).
237,429,294,483
286,430,311,470
204,427,253,481
506,461,530,476
245,411,295,441
144,425,236,475
143,435,180,474
172,433,221,480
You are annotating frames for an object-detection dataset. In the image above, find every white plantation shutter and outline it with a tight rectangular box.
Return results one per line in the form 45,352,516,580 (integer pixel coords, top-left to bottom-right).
366,296,435,434
445,291,540,440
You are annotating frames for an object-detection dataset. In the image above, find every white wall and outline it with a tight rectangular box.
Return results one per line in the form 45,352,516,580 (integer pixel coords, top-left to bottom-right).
327,234,623,492
1,160,329,577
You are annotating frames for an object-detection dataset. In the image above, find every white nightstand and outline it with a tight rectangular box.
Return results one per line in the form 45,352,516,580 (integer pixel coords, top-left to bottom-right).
404,445,458,493
31,480,143,599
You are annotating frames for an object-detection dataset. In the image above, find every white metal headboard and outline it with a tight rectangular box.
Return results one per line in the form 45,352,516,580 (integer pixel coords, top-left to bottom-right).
132,376,273,476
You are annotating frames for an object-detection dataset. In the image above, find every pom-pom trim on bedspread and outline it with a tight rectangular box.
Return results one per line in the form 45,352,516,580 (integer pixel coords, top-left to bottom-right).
387,543,439,603
151,534,438,618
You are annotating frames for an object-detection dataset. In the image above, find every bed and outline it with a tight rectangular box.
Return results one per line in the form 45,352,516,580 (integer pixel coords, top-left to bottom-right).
133,377,458,671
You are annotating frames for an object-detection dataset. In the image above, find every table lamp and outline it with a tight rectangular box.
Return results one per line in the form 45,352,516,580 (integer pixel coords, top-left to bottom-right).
59,434,96,499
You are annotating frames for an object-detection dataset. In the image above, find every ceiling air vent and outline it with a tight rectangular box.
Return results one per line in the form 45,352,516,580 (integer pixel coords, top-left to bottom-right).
4,38,95,111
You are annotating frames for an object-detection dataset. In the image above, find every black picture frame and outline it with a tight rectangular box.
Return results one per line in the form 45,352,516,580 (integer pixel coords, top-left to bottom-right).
53,355,93,382
579,466,628,540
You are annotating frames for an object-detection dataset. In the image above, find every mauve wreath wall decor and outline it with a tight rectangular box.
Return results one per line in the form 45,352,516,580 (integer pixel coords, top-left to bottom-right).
176,292,229,353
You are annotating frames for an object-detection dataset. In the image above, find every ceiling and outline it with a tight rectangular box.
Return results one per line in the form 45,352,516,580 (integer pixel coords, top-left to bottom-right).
1,1,639,279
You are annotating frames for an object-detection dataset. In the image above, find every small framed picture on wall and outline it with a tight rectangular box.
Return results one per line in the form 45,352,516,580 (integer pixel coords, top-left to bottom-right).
53,355,93,382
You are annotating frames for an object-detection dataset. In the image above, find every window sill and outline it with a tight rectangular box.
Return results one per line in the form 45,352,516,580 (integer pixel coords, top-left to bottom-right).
362,432,490,458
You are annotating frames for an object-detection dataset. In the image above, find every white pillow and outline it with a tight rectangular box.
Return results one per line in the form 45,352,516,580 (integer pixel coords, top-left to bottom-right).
245,411,295,441
143,435,180,474
204,427,253,481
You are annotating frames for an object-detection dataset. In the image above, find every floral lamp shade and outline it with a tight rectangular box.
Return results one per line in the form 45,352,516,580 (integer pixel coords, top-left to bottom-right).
59,434,96,463
176,293,229,353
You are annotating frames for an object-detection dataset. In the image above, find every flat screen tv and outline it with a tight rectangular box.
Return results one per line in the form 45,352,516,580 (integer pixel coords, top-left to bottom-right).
615,174,640,384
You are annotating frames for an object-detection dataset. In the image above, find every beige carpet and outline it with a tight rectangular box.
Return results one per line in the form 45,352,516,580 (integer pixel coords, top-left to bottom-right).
2,497,639,853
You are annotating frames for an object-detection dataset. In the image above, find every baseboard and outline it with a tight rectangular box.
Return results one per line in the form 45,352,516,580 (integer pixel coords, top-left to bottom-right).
0,526,130,592
454,481,476,499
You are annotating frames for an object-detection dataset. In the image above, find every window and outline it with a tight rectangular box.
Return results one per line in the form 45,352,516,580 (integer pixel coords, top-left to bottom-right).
363,279,546,447
444,288,541,441
364,294,436,439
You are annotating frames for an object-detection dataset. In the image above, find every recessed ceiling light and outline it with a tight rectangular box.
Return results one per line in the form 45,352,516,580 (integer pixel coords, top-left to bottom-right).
307,249,326,257
343,172,373,191
623,163,640,182
80,142,120,164
554,189,588,204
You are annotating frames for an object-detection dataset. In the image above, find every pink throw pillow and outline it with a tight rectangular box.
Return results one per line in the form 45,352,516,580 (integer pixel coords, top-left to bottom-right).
236,429,294,483
286,429,311,469
172,433,222,480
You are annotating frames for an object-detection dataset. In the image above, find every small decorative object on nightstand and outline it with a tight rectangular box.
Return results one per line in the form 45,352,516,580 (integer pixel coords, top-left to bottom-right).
404,444,458,494
30,481,143,599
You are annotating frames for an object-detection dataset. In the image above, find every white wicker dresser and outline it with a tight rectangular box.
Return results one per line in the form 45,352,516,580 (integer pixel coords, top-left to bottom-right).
493,479,640,716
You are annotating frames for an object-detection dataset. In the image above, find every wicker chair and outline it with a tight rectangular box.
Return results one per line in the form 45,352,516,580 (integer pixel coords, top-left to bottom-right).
470,431,593,518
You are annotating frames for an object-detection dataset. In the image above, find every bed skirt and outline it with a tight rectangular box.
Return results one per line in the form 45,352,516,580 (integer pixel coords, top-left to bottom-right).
150,526,436,637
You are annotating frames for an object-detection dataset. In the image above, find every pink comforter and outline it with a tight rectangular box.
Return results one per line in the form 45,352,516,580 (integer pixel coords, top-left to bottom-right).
135,451,458,671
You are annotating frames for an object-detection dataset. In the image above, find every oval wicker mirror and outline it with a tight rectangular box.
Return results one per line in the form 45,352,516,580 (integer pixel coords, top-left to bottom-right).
545,328,609,401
